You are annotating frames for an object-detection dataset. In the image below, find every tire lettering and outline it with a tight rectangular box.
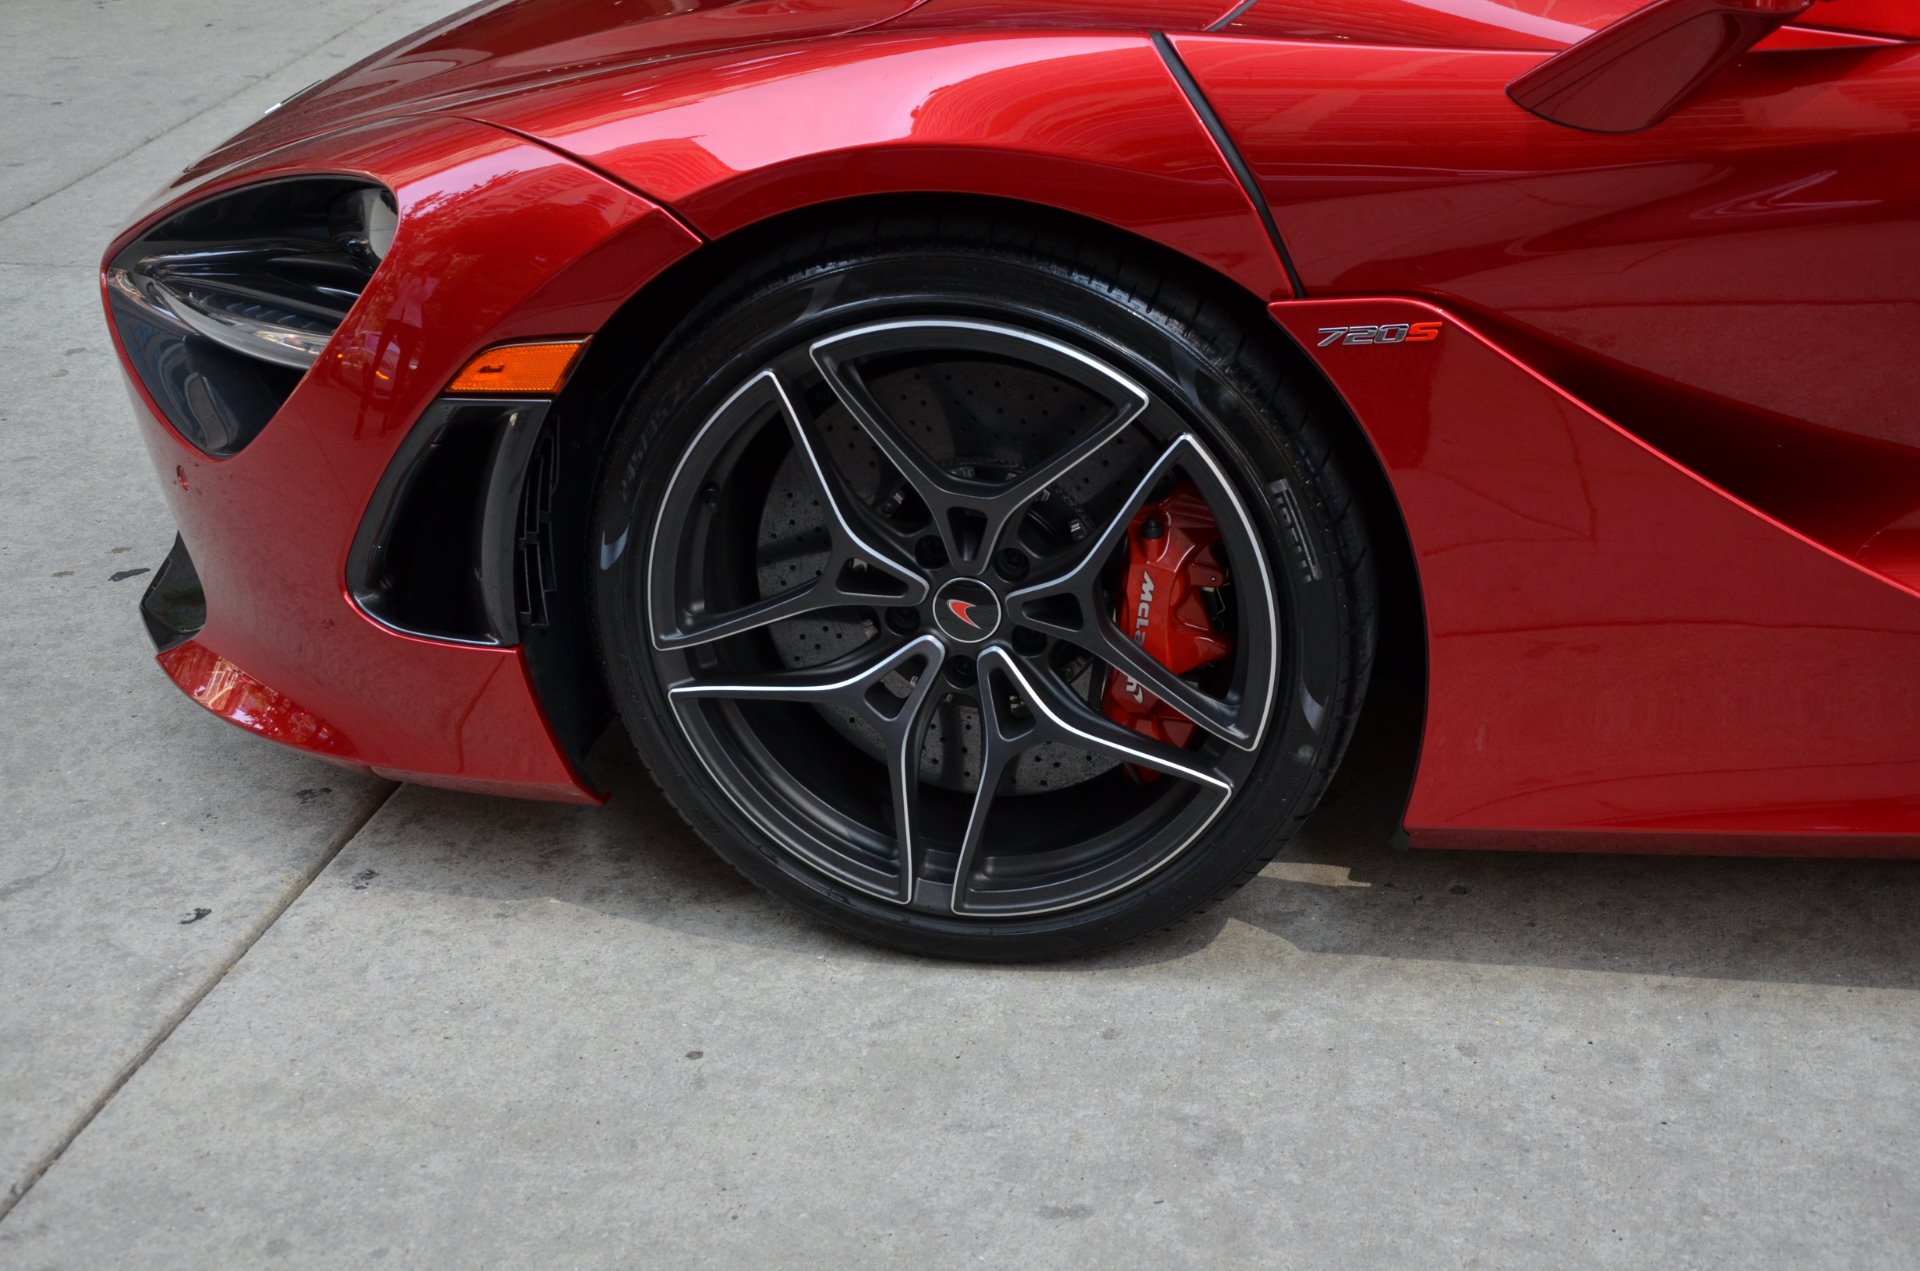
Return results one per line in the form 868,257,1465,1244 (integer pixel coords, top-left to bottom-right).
1269,479,1323,583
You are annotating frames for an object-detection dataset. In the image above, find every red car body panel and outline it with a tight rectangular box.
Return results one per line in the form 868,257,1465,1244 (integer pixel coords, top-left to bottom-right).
1215,0,1907,47
185,0,925,176
1221,0,1627,48
1173,34,1920,445
106,0,1920,852
891,0,1246,30
110,117,703,801
1812,0,1920,38
468,32,1296,300
1272,297,1920,851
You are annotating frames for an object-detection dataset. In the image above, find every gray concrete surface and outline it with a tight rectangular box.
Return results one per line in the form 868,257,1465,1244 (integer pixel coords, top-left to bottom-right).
4,3,1920,1267
0,0,466,1218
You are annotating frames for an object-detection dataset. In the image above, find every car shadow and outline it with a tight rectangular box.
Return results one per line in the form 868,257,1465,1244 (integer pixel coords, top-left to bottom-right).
1218,676,1920,992
365,683,1920,988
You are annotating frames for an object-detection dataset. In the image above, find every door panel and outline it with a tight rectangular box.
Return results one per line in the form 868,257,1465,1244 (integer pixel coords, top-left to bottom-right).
1175,35,1920,448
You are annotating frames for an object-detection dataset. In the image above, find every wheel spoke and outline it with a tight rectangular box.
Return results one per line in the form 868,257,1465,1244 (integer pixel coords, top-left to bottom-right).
810,345,959,537
1084,617,1254,749
994,401,1143,517
1008,433,1195,614
653,579,831,651
981,648,1233,793
670,633,947,904
1005,433,1271,752
949,671,1032,915
650,369,926,650
883,650,949,905
666,635,927,706
765,369,926,598
811,320,1151,572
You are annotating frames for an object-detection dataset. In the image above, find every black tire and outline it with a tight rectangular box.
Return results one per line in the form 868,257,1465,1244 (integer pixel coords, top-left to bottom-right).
590,214,1376,961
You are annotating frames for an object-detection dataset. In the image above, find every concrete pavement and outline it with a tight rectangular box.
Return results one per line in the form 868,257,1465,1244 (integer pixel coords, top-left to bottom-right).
0,0,465,1219
4,3,1920,1266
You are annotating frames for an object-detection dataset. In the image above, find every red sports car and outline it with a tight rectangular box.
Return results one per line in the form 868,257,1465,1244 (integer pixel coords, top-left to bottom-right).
104,0,1920,958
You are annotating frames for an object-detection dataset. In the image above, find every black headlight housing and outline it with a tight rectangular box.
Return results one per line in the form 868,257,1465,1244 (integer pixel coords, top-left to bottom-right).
106,178,397,456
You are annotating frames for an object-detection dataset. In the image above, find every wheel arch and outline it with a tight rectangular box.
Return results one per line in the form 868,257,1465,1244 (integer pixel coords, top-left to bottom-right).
546,192,1426,820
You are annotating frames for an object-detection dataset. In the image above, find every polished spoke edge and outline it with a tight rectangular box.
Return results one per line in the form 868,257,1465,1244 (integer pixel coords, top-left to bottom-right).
650,369,928,651
810,319,1153,571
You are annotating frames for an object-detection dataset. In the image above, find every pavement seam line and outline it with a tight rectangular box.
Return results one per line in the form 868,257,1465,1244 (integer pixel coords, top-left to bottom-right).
0,780,401,1223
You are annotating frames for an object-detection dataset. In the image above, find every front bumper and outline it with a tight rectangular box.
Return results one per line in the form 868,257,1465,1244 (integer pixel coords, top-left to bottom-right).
107,116,701,801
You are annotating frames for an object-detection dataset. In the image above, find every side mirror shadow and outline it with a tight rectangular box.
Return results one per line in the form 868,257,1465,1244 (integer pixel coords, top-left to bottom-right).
1508,0,1819,133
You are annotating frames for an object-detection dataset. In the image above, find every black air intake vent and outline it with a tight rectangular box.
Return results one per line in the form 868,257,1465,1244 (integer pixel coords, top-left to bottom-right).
346,398,553,647
515,430,559,630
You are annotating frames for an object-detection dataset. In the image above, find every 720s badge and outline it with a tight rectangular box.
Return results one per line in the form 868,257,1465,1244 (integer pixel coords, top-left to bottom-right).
1317,321,1444,347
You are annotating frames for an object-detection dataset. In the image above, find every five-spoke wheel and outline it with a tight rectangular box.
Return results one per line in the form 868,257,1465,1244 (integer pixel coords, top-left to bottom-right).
593,219,1372,958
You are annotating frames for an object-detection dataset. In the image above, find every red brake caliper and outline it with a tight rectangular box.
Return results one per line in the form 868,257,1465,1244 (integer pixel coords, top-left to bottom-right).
1099,481,1233,781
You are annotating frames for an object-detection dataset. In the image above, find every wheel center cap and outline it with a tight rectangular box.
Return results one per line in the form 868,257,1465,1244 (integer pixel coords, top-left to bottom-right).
932,578,1002,644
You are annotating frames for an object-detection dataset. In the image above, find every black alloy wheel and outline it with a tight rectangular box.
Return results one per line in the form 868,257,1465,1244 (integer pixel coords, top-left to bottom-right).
592,216,1376,960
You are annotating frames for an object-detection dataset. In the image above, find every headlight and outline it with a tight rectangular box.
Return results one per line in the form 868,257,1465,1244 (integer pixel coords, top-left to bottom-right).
106,178,396,454
331,186,398,266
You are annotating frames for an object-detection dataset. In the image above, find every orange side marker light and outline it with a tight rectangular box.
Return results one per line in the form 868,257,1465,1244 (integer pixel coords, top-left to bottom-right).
447,339,589,395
